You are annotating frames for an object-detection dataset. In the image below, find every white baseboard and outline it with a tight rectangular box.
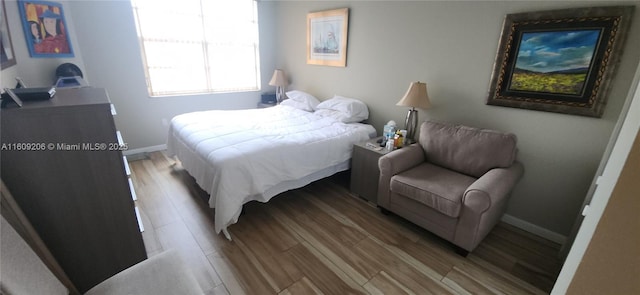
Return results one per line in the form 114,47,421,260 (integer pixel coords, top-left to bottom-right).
501,214,567,245
123,144,167,158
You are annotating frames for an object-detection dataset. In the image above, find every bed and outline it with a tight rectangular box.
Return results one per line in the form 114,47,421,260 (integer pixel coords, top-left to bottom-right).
166,92,377,239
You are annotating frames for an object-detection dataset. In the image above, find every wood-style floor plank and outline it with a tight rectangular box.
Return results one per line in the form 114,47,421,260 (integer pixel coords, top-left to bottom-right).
364,270,414,295
453,257,543,295
304,183,423,244
137,205,161,257
130,152,563,294
267,202,377,286
155,222,223,291
130,160,181,228
354,237,456,294
279,277,324,295
442,267,495,295
147,153,227,256
287,242,368,295
206,251,248,295
205,284,230,295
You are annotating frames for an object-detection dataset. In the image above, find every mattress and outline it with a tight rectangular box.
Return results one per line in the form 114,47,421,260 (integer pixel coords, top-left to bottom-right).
167,105,376,238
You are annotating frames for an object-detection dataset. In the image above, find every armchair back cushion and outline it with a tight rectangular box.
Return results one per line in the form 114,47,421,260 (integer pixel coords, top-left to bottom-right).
419,121,518,178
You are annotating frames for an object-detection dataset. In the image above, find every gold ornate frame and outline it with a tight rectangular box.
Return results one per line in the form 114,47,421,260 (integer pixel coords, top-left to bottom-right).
487,6,634,117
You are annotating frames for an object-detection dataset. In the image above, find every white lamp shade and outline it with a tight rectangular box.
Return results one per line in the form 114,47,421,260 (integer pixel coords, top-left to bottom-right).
396,82,431,109
269,69,287,87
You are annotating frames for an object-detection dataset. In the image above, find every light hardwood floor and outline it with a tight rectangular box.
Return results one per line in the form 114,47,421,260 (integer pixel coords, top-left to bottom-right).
130,152,562,294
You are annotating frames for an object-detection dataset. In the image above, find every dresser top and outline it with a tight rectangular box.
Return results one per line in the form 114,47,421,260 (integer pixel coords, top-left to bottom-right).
2,87,110,111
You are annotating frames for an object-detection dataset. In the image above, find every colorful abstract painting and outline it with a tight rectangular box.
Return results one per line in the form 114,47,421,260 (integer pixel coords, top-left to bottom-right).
18,0,74,57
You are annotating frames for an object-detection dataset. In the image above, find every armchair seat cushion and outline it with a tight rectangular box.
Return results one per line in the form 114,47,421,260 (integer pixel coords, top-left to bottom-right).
390,162,476,218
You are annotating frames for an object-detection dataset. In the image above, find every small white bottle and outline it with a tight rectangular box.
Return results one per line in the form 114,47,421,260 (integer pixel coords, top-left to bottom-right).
385,139,394,151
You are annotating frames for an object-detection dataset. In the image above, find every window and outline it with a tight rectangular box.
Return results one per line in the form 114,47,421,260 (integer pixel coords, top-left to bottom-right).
131,0,260,97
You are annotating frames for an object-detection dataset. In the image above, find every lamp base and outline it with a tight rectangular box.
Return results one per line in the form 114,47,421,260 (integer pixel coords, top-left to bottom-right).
404,108,418,142
275,86,285,104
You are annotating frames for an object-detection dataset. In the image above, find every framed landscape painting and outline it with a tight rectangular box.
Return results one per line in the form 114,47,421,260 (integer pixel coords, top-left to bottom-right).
487,6,634,117
307,8,349,67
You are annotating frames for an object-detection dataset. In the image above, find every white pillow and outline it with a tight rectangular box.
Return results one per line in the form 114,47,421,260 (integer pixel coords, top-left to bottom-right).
314,109,353,123
316,95,369,123
283,90,320,111
280,99,312,111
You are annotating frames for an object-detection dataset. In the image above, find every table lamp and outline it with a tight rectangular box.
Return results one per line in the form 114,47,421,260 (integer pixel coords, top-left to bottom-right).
396,81,431,143
269,69,288,104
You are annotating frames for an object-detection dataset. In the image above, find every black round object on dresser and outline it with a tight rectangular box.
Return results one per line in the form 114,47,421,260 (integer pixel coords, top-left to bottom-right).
55,63,83,78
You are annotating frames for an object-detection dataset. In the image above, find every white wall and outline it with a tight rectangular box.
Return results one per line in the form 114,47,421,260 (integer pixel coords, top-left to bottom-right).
64,0,278,151
269,1,640,237
1,64,17,88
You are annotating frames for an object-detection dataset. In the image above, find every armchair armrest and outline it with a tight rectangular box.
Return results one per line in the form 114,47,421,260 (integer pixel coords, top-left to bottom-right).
377,143,425,208
454,161,524,251
463,161,524,212
85,250,203,295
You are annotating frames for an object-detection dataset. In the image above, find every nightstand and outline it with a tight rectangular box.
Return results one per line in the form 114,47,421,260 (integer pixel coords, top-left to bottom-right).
350,136,393,204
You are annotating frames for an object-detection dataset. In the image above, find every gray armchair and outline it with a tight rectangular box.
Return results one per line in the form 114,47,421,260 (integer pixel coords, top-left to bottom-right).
377,121,524,254
1,214,203,295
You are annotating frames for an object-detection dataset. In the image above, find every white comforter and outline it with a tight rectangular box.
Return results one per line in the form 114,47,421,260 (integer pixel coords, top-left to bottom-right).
166,105,376,238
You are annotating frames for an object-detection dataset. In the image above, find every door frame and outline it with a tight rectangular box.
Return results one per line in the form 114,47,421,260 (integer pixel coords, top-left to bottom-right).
551,61,640,294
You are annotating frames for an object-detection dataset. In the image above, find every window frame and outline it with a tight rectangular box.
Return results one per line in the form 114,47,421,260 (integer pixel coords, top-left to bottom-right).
131,0,261,97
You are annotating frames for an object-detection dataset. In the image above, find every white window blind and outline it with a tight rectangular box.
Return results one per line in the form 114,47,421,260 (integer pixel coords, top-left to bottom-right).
131,0,260,97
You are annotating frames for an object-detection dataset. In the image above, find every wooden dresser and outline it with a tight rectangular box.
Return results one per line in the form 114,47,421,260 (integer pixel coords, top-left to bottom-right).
1,87,146,293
